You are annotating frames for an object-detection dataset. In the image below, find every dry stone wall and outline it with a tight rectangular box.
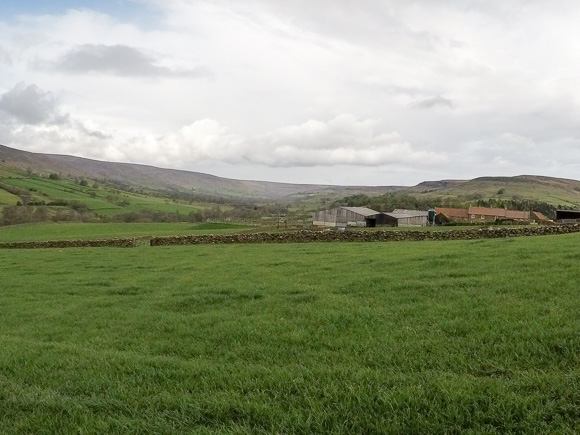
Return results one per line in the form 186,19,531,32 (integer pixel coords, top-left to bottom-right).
0,238,136,249
2,225,578,249
150,224,580,246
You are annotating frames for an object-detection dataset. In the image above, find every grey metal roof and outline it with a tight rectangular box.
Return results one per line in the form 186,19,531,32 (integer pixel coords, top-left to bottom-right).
391,209,429,217
384,211,428,219
340,206,381,217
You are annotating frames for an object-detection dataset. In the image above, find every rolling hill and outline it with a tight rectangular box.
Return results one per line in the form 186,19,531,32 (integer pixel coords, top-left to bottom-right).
409,175,580,207
1,144,580,212
0,144,398,200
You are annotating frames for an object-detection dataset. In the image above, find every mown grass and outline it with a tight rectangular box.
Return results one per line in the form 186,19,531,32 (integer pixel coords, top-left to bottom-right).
1,235,580,433
0,222,252,242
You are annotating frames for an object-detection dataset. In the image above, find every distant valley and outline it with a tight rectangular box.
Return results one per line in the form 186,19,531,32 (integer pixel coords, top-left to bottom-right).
1,144,580,226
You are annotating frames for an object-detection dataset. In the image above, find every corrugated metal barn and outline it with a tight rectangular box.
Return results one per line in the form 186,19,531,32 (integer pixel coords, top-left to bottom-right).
312,207,385,227
382,209,429,227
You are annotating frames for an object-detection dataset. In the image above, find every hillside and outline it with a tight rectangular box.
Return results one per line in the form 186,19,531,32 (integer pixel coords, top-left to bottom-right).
0,144,397,200
2,144,580,217
405,175,580,207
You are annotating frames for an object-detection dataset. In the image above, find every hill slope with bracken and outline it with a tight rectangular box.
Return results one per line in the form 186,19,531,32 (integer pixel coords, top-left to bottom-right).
0,144,398,200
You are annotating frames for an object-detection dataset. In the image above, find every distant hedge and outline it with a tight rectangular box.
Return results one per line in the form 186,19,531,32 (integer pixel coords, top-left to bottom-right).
0,238,136,249
150,224,580,246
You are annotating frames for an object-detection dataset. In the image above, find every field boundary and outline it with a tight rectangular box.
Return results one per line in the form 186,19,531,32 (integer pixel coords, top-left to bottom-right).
2,225,579,249
0,238,136,249
150,224,580,246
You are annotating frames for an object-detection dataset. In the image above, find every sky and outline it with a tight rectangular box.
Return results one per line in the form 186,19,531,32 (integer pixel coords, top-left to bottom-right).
1,0,580,186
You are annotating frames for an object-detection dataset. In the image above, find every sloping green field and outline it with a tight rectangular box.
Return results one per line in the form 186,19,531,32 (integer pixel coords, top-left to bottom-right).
0,172,211,217
1,234,580,433
0,187,19,205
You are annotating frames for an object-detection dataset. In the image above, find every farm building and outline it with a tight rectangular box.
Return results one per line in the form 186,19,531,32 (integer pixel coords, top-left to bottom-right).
531,211,550,222
556,210,580,223
312,206,386,227
382,209,429,227
468,207,512,222
436,207,469,223
436,207,551,224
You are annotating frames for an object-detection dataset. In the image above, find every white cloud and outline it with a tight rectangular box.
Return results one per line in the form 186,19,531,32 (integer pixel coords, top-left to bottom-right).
250,114,447,167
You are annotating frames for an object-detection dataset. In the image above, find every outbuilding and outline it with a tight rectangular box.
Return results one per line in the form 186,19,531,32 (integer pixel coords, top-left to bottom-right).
556,210,580,223
382,209,428,227
312,206,385,228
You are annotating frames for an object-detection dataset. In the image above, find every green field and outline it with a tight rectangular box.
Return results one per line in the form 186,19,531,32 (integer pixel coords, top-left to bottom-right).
0,172,213,217
0,222,253,242
0,221,500,243
1,234,580,432
0,187,19,205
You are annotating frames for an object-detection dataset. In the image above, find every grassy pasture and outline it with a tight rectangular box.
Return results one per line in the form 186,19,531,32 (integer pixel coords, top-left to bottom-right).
1,235,580,433
0,222,252,242
0,173,212,217
0,187,19,205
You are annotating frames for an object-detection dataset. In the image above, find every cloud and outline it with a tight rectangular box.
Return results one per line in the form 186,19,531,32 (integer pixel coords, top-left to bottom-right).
7,112,447,171
3,2,580,184
53,44,211,78
130,114,449,169
410,95,454,110
250,114,448,167
0,82,67,125
0,82,116,160
0,47,11,65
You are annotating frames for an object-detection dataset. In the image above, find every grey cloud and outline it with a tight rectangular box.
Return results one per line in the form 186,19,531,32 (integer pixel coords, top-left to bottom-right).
0,47,12,65
410,96,454,110
55,44,211,78
75,121,113,140
0,82,67,125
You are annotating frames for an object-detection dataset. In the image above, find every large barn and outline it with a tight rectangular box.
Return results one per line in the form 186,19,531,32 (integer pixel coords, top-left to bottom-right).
312,207,386,227
312,207,429,228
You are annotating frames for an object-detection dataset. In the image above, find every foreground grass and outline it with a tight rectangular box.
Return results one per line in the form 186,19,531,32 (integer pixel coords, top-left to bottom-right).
1,235,580,433
0,222,253,242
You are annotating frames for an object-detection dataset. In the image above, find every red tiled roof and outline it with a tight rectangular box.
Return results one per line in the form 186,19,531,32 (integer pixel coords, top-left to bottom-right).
435,207,469,218
468,207,507,217
505,210,530,220
437,206,546,221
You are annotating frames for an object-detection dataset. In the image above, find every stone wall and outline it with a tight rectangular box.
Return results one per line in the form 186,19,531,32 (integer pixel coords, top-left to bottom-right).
150,224,580,246
0,238,137,249
3,225,578,249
